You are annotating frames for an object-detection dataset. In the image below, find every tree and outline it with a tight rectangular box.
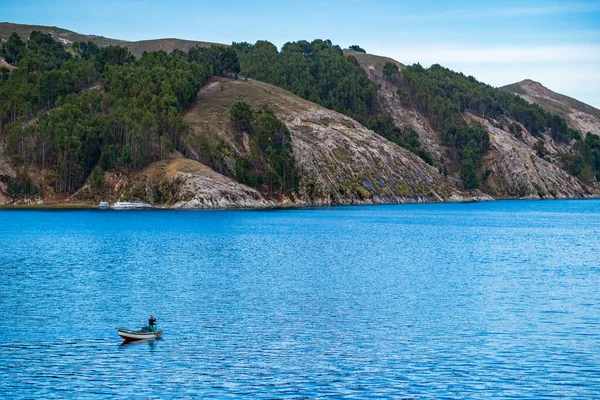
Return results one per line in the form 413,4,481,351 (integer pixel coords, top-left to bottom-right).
73,41,99,60
460,157,478,189
0,66,10,81
348,45,366,53
382,62,399,81
3,32,25,65
122,145,132,169
533,139,546,158
230,101,254,133
509,122,523,138
94,45,134,72
190,45,240,77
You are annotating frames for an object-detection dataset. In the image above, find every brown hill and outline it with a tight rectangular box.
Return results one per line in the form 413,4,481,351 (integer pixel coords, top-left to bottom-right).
0,22,219,57
501,79,600,135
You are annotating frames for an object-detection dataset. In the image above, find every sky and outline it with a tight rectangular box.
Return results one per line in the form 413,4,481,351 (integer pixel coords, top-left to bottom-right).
2,0,600,107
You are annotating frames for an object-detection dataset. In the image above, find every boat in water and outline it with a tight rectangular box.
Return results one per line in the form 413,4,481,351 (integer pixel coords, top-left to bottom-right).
117,327,163,342
112,201,152,209
98,201,109,209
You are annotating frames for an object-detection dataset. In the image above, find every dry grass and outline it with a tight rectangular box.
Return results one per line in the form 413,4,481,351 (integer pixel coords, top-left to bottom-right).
344,50,406,74
0,22,219,57
183,77,315,145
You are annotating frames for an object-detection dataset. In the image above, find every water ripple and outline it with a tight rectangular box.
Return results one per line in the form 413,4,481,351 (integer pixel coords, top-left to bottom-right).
1,201,600,398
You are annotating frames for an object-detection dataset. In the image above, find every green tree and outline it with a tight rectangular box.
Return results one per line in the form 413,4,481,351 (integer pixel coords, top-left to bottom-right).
230,101,254,132
95,45,134,72
382,62,399,81
73,41,100,60
122,145,132,169
348,45,366,53
3,32,25,65
460,157,478,189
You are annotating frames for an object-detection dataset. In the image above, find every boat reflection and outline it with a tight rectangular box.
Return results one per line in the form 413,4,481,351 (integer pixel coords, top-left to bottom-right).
119,338,161,348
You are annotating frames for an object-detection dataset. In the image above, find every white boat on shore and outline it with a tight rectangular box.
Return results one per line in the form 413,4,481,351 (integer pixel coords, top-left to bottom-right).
112,201,152,209
98,201,109,209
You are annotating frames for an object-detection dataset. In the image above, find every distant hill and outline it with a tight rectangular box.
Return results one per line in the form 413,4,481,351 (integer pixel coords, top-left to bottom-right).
0,22,219,57
501,79,600,135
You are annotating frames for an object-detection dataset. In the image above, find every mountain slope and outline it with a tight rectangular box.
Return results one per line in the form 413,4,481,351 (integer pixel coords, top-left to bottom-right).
1,23,597,206
349,53,599,199
345,50,446,162
182,77,487,205
501,79,600,135
0,22,218,57
39,77,488,208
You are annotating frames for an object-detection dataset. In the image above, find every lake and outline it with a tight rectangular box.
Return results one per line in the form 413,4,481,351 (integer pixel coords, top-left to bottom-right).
1,200,599,398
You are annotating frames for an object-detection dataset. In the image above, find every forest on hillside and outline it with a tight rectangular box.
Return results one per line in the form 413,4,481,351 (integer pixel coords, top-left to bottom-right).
393,64,600,185
0,32,238,195
1,32,598,199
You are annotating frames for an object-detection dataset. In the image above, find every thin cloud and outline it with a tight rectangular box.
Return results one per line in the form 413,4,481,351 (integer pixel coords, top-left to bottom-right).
406,2,600,20
382,45,600,65
367,44,600,108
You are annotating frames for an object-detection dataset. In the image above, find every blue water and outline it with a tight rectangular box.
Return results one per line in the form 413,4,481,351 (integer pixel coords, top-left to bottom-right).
1,200,599,398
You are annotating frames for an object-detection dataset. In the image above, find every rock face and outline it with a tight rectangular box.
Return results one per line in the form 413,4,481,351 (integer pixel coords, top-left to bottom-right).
349,53,599,199
285,108,477,204
501,79,600,135
182,77,486,206
464,113,596,199
160,159,272,209
73,158,272,209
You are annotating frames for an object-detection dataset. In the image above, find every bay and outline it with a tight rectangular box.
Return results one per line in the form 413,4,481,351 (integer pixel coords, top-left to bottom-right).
1,200,599,398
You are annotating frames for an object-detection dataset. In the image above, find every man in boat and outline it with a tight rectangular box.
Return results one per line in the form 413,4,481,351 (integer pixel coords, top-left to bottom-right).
148,315,157,332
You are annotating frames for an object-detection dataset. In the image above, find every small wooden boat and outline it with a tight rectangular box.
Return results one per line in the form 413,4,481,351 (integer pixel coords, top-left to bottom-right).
117,327,163,342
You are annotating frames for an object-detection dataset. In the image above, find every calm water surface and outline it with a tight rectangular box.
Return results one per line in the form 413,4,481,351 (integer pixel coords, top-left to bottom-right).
1,200,599,398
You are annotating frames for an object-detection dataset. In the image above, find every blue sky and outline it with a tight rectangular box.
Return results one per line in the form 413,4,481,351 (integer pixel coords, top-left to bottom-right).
2,0,600,107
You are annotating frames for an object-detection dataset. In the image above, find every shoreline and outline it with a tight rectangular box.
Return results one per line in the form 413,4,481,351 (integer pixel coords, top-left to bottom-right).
1,195,599,211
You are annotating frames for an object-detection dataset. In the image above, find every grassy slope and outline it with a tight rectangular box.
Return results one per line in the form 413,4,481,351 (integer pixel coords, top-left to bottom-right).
182,77,473,204
343,50,405,74
0,22,220,57
500,80,600,121
184,77,310,145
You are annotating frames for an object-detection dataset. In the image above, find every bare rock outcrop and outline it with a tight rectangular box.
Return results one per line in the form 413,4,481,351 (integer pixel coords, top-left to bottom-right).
466,113,598,199
284,107,480,204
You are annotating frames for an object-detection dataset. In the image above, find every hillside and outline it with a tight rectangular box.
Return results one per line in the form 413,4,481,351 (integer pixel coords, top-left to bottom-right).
346,50,445,162
0,23,598,206
0,22,218,57
501,79,600,135
68,77,486,208
181,77,485,205
349,53,599,199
